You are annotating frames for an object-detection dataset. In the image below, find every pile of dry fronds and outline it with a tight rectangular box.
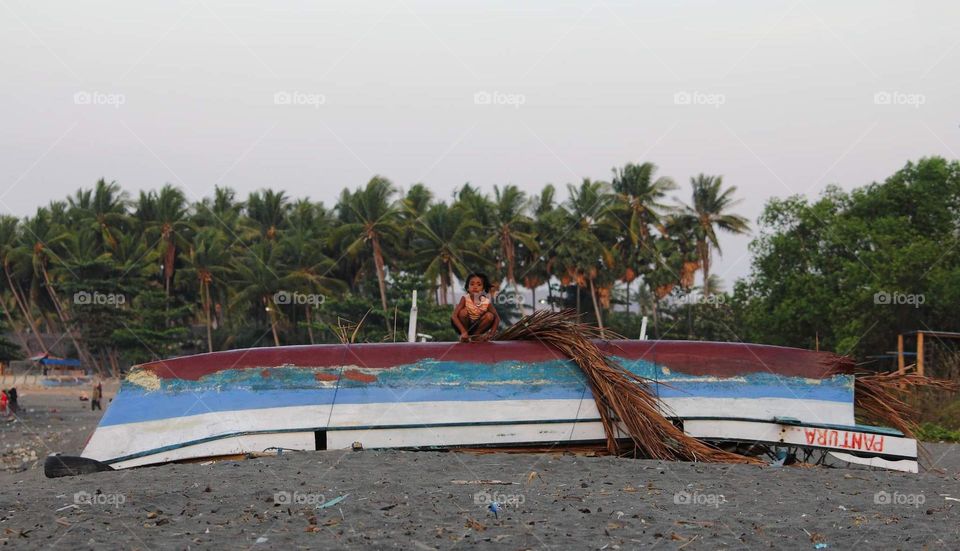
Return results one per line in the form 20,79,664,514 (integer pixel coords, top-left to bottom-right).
496,309,760,464
852,366,959,438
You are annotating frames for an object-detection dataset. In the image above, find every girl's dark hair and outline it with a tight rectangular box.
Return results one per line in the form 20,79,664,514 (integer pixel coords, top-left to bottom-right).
463,273,492,293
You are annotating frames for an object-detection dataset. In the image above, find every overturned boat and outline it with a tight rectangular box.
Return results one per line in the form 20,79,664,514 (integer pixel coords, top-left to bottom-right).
49,340,919,476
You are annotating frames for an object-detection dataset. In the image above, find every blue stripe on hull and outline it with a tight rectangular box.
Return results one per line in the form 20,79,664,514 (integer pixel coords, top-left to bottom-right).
99,356,854,427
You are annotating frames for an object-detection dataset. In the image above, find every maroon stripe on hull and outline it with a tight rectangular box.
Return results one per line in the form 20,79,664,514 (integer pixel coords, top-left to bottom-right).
137,340,844,382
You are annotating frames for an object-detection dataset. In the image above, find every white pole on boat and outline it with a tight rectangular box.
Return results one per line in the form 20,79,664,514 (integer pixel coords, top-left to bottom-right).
408,290,418,343
639,316,648,341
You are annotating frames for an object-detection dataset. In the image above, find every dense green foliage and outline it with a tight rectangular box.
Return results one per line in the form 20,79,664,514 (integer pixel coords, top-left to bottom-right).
4,156,956,375
0,164,748,373
733,157,960,359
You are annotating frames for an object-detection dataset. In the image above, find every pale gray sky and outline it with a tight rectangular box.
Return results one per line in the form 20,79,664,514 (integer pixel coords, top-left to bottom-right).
2,1,958,285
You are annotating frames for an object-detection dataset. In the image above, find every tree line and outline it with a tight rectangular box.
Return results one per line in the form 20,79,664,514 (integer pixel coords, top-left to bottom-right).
6,156,953,375
0,162,750,374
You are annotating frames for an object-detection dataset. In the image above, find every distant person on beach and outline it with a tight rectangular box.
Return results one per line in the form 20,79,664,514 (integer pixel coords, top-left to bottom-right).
0,389,7,416
91,380,103,411
451,273,500,342
6,387,15,414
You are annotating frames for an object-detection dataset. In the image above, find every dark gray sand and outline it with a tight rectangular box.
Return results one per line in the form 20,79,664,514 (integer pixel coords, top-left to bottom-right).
2,390,959,549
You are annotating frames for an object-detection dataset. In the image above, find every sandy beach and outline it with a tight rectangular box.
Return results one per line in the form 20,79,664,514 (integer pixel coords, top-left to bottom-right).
2,387,959,549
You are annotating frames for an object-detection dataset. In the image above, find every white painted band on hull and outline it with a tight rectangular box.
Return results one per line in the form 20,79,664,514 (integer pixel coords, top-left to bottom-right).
84,396,852,466
108,421,610,469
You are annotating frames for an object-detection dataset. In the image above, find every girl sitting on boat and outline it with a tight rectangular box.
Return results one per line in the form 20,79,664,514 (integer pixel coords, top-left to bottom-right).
452,273,500,342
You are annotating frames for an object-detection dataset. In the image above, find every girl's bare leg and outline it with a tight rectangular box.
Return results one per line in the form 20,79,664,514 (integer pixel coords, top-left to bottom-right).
456,311,476,341
474,312,495,340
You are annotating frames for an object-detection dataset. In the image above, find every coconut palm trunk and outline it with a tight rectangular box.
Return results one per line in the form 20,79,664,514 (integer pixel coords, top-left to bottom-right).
305,305,315,345
108,347,120,378
370,234,389,313
589,278,605,338
651,297,660,337
163,230,176,296
267,296,281,347
4,266,47,354
502,229,516,285
202,278,214,353
42,271,98,374
0,296,31,355
697,239,711,295
448,265,456,306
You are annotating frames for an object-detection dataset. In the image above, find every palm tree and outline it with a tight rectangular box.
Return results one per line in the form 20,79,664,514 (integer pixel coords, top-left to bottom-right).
16,209,73,355
397,183,434,268
485,185,537,291
66,179,131,253
683,174,750,295
401,183,433,220
8,209,76,355
246,189,290,242
333,177,401,314
611,162,677,246
281,200,346,344
231,241,292,347
0,216,33,354
641,214,702,337
193,186,247,236
411,203,486,305
454,183,495,229
609,162,676,313
136,185,195,296
55,228,145,377
558,179,614,335
180,229,232,352
517,185,557,312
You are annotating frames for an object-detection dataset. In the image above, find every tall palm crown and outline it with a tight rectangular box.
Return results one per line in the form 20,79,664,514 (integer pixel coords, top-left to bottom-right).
683,174,750,295
610,162,677,246
516,185,558,305
179,228,232,352
411,203,484,304
333,176,401,313
246,189,290,242
485,185,537,287
66,179,131,253
136,184,195,295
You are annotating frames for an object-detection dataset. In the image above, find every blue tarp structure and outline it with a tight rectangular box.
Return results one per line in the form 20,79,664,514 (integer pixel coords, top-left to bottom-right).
28,353,83,367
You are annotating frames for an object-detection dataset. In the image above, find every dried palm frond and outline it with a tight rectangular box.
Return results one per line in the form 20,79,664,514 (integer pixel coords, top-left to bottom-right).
852,366,959,439
497,309,760,464
334,309,371,344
